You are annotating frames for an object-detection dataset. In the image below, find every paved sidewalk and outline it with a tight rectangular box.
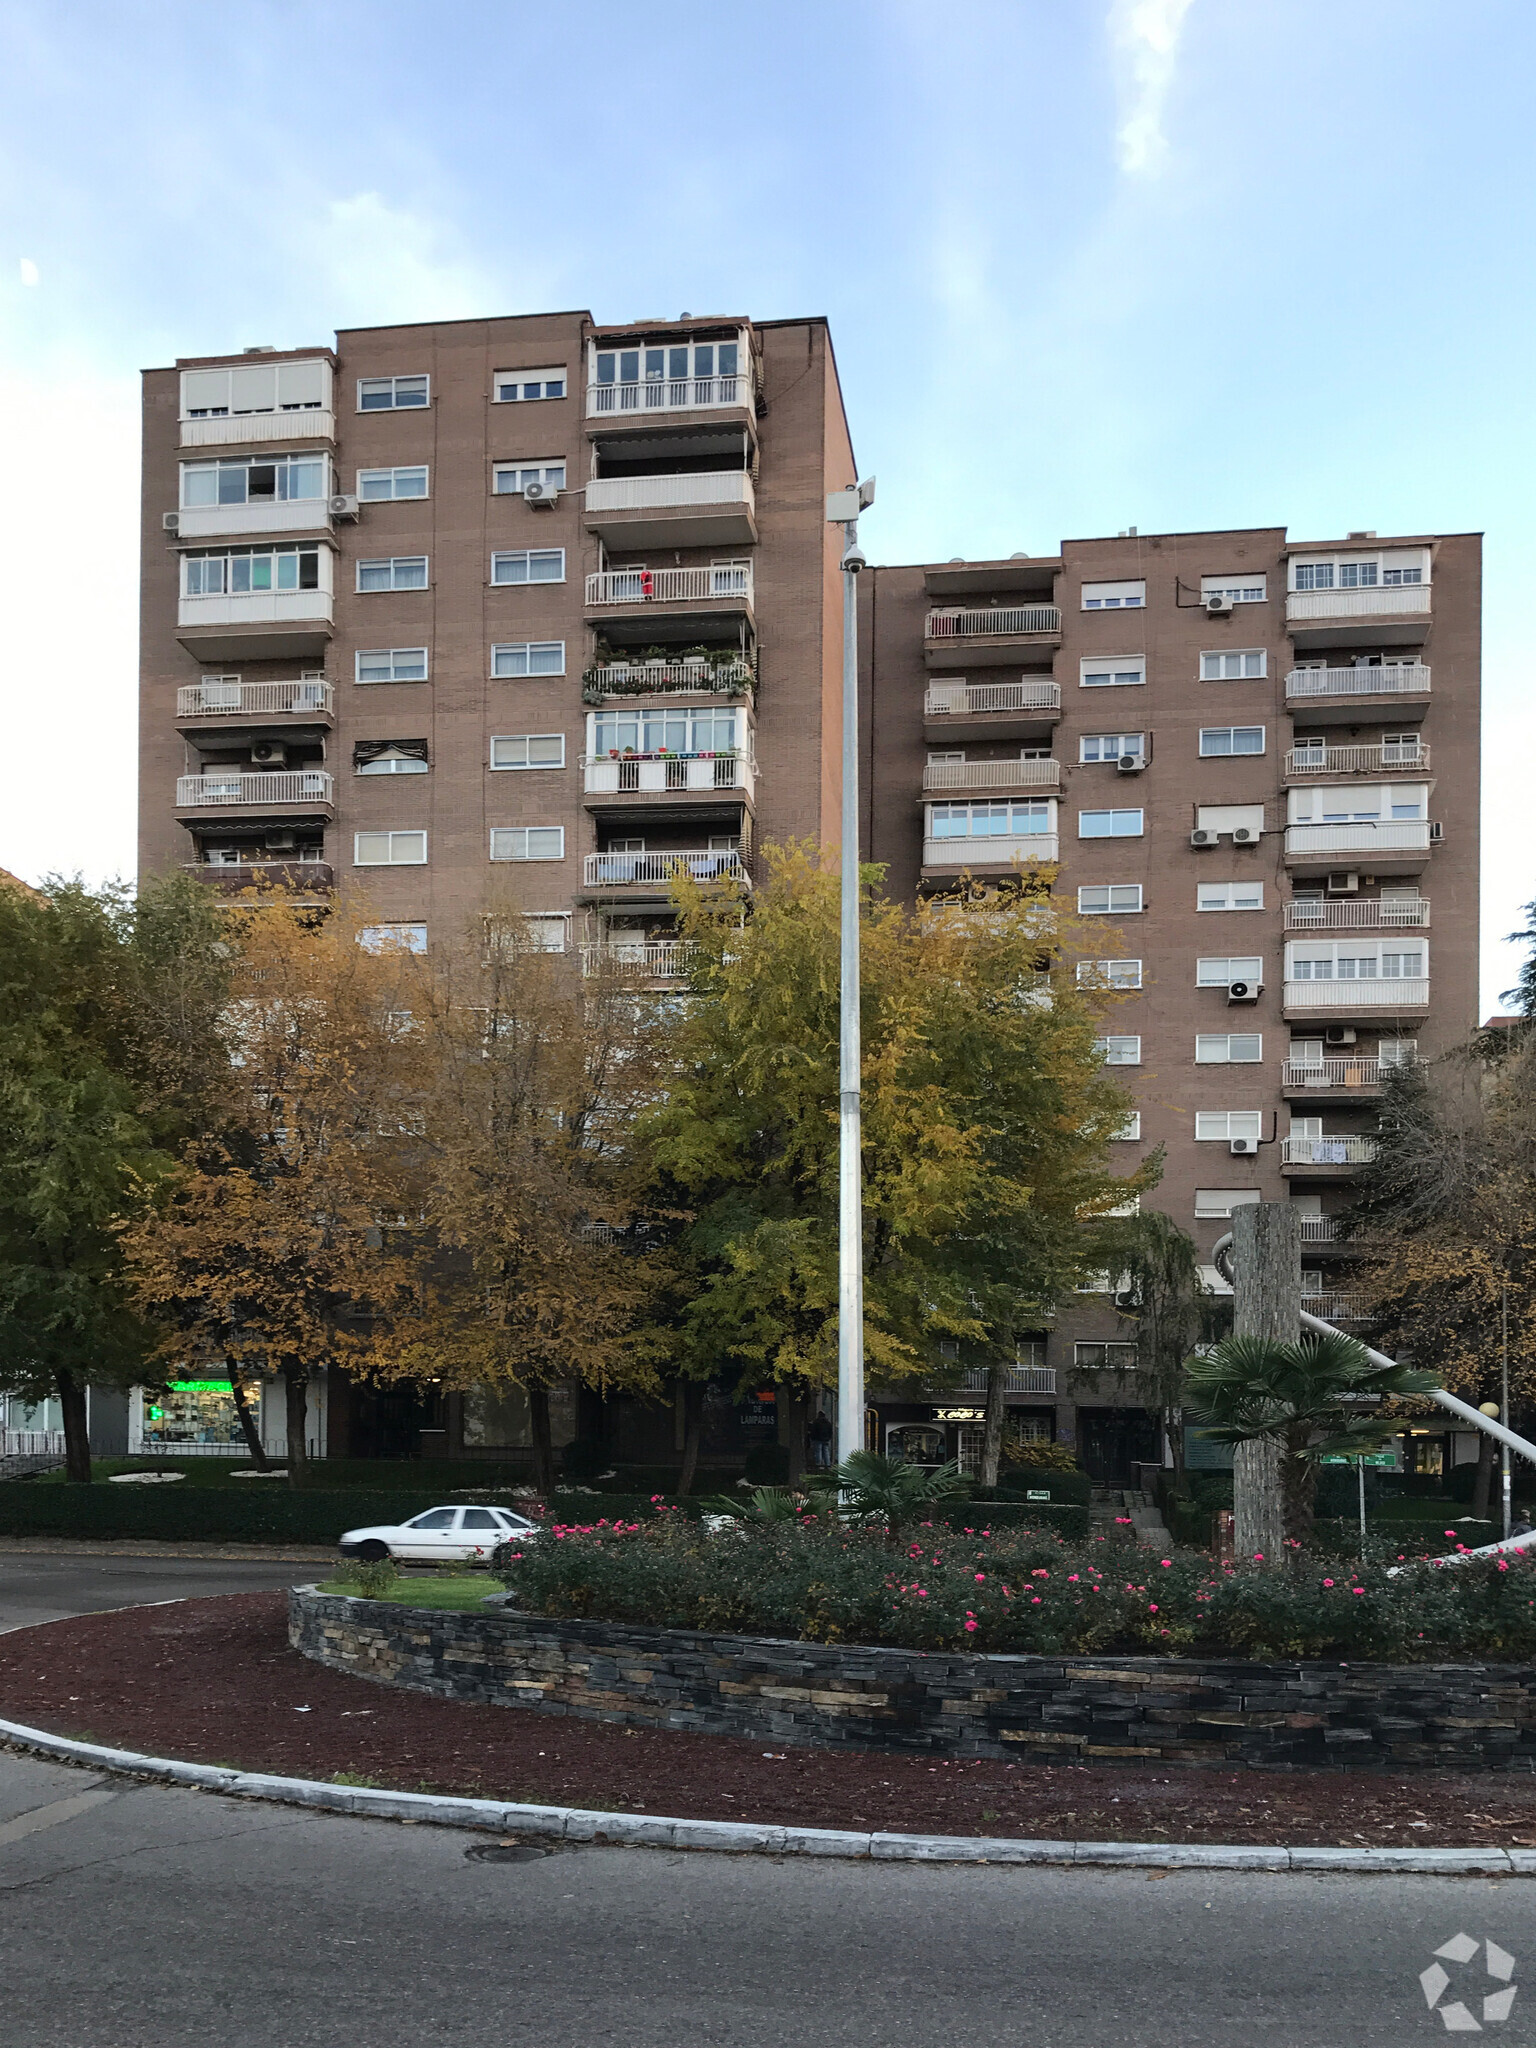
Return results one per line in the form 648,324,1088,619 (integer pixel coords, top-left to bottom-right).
0,1537,334,1563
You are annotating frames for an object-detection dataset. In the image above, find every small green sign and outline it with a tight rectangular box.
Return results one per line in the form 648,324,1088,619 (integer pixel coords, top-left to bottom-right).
167,1380,235,1395
1318,1452,1397,1467
1026,1489,1051,1502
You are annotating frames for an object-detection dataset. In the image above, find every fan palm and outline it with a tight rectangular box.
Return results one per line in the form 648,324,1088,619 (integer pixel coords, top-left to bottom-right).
807,1448,965,1532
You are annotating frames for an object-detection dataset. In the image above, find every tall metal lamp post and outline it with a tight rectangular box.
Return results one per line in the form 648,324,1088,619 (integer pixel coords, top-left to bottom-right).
825,477,876,1465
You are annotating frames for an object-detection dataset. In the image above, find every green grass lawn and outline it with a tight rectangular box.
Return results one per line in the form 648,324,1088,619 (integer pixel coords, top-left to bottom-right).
315,1576,504,1612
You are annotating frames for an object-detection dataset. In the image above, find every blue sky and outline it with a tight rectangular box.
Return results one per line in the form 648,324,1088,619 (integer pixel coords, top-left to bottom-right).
1,0,1530,1010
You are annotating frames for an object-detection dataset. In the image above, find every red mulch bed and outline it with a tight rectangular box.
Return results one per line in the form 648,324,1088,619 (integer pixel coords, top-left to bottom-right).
4,1592,1536,1849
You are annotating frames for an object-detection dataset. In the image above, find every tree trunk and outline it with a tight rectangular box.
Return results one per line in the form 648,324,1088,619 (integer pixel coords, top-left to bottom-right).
1281,1422,1317,1546
1231,1203,1298,1565
979,1357,1008,1492
1472,1427,1497,1522
283,1365,310,1488
1166,1405,1186,1487
677,1379,705,1496
528,1384,555,1496
228,1370,269,1470
55,1367,92,1484
780,1387,807,1486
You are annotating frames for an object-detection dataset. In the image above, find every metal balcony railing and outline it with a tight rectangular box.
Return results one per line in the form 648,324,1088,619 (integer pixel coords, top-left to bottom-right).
924,679,1062,716
925,606,1062,639
1284,663,1431,699
582,657,754,701
581,941,694,979
1285,821,1433,857
582,753,755,798
922,834,1059,869
176,678,333,718
1,1428,66,1458
1285,897,1429,930
176,771,334,806
582,850,747,888
585,472,754,515
585,564,753,606
921,758,1060,792
1286,587,1431,622
1300,1292,1368,1321
1281,1135,1379,1166
586,373,752,418
1285,742,1429,777
1282,1057,1396,1089
957,1365,1057,1395
1283,979,1430,1011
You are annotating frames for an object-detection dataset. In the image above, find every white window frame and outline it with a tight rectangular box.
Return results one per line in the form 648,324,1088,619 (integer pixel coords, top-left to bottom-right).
1196,804,1265,838
1077,883,1143,915
491,549,566,585
1195,1034,1263,1064
489,826,566,862
492,367,569,404
359,923,428,954
1078,808,1144,839
357,556,429,593
1284,940,1429,982
1287,785,1428,825
353,831,427,867
1081,580,1145,610
490,734,566,771
1096,1035,1142,1066
926,799,1057,842
1079,733,1145,764
1199,726,1265,757
491,641,566,678
1077,959,1142,989
355,648,429,684
1200,648,1267,681
1201,575,1268,605
1079,656,1146,690
492,460,568,494
357,375,429,412
1194,1189,1262,1219
1112,1113,1142,1140
1195,1111,1264,1142
1290,549,1429,593
1197,880,1265,912
1196,957,1264,987
357,466,428,501
180,359,329,420
521,914,572,953
179,453,329,508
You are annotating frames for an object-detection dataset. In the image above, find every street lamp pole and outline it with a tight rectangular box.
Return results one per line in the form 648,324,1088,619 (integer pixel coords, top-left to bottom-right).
826,478,875,1467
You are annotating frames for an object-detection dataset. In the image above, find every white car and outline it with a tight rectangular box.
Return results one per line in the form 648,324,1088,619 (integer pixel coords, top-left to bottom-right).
338,1503,541,1565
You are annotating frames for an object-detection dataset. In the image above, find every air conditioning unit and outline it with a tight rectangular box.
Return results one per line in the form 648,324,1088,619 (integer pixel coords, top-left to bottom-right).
1229,1136,1260,1157
524,480,559,508
1204,591,1233,617
1324,1025,1358,1047
328,493,359,520
1227,980,1261,1004
162,511,180,534
1190,828,1216,848
1232,825,1259,844
1326,870,1360,894
250,742,287,767
265,831,296,852
1116,753,1143,774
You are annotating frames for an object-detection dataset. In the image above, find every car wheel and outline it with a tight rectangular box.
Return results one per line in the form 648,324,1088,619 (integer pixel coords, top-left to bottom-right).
355,1540,391,1562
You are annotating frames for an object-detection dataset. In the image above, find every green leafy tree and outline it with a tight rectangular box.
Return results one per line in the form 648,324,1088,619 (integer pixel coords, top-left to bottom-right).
1096,1209,1228,1483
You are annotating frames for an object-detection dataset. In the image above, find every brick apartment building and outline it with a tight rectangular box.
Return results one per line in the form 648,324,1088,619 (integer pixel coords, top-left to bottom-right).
135,311,1480,1481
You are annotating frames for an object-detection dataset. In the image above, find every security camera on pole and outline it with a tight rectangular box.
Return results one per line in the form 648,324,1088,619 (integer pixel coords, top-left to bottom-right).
825,477,876,1466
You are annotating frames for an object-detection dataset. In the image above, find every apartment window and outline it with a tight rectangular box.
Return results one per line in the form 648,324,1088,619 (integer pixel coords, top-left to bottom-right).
1194,1189,1262,1219
1195,1111,1264,1141
490,827,565,861
356,648,428,683
1292,552,1428,591
1077,959,1142,990
1196,957,1264,986
182,544,321,596
1113,1113,1142,1140
355,742,428,776
1286,942,1428,982
1199,726,1265,757
1201,574,1267,604
181,455,327,507
359,924,428,954
1196,803,1265,838
523,915,571,952
1078,883,1143,915
1079,809,1143,838
1081,580,1145,610
491,641,565,678
358,556,428,592
1080,733,1144,763
1200,649,1266,680
1288,784,1427,824
1075,1342,1139,1369
492,549,565,584
1198,880,1264,912
1080,656,1146,689
358,375,428,411
180,359,327,419
593,340,739,388
354,831,427,866
1096,1035,1141,1066
493,367,568,403
490,735,565,770
1196,1034,1263,1063
928,800,1054,839
1380,1037,1420,1068
357,466,428,501
493,461,567,494
592,707,741,756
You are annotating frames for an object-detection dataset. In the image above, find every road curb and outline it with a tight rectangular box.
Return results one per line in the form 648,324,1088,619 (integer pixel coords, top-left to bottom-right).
1,1714,1531,1874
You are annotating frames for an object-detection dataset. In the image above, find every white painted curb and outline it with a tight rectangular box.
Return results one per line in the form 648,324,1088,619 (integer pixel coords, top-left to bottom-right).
1,1714,1531,1874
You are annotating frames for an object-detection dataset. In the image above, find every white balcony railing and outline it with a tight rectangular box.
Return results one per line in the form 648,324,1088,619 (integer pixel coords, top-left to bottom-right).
176,770,334,807
1282,1135,1379,1167
1298,1215,1344,1243
1,1428,66,1458
582,753,756,799
586,373,752,418
177,590,334,631
585,564,753,607
1285,822,1433,858
1285,663,1431,699
581,941,694,979
1282,978,1430,1011
175,499,332,542
1286,587,1432,623
924,679,1062,717
180,410,335,450
1285,742,1430,777
176,678,333,718
957,1365,1057,1395
583,657,755,700
922,834,1059,869
583,850,747,889
585,472,754,516
1285,897,1429,930
1283,1057,1395,1089
921,758,1060,792
1300,1292,1368,1321
926,606,1062,639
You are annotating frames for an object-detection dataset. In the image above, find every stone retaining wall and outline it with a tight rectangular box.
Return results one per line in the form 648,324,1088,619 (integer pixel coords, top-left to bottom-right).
289,1589,1536,1771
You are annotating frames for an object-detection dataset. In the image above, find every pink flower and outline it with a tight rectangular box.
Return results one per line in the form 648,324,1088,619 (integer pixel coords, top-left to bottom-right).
1445,1530,1457,1539
1030,1596,1042,1604
1148,1603,1158,1612
1352,1587,1365,1596
1160,1559,1172,1568
975,1573,986,1582
1322,1578,1334,1587
964,1620,978,1632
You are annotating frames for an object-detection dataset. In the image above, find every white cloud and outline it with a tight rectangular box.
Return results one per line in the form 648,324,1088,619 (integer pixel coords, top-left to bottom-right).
1109,0,1196,177
19,257,39,286
299,192,519,328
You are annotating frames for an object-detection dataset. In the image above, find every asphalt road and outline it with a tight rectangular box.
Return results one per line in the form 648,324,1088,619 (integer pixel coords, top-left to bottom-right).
0,1551,321,1632
1,1750,1531,2048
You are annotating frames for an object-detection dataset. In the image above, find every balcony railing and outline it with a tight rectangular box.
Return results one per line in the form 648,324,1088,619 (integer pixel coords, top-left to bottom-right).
1285,822,1433,858
1298,1215,1345,1244
586,373,752,418
1282,1135,1379,1167
176,770,334,807
1301,1292,1368,1322
922,834,1059,869
582,753,756,798
1286,587,1431,623
921,758,1060,792
583,657,754,702
585,564,753,607
957,1365,1057,1395
176,678,333,718
1285,742,1430,777
1285,897,1429,930
583,850,747,889
1285,663,1431,700
924,679,1062,717
926,606,1062,639
581,941,694,980
1283,1057,1396,1089
179,410,335,450
1,1428,66,1459
1283,979,1429,1012
585,472,754,516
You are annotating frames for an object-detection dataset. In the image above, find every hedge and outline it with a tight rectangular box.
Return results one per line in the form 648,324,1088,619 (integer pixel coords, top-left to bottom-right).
935,1501,1090,1539
995,1466,1092,1507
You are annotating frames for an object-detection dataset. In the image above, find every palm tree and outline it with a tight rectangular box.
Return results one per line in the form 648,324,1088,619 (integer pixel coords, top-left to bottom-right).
1183,1331,1439,1543
807,1449,965,1532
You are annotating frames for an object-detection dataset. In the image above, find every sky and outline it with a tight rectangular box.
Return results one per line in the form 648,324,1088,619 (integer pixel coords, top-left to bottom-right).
0,0,1530,1011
